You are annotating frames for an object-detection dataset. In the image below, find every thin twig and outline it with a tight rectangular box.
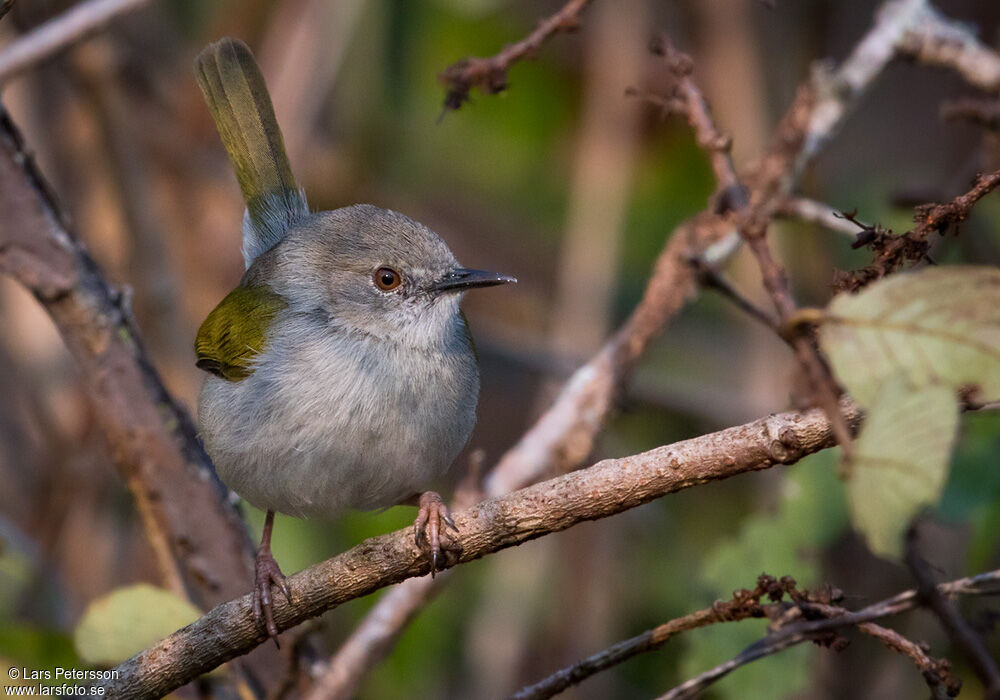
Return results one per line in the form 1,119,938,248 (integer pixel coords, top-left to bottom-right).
834,168,1000,292
941,97,1000,130
906,529,1000,699
658,570,1000,700
96,401,864,698
898,4,1000,92
0,0,14,23
839,619,957,700
691,260,779,331
509,574,788,700
438,0,593,110
776,198,870,238
0,0,152,85
739,215,853,458
514,567,998,700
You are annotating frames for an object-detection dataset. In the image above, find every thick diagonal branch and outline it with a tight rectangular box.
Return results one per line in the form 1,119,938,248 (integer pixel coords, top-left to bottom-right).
98,401,863,699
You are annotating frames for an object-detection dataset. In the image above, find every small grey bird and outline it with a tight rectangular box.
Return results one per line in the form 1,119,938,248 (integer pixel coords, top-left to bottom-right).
193,38,515,640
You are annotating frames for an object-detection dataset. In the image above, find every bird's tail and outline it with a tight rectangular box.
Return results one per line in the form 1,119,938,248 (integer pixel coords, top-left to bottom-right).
195,38,308,267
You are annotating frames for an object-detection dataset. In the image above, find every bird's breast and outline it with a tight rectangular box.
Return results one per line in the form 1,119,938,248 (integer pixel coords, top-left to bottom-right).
198,313,480,518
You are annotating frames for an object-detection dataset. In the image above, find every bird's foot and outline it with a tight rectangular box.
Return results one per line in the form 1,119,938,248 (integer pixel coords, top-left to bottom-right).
413,491,462,576
253,547,291,643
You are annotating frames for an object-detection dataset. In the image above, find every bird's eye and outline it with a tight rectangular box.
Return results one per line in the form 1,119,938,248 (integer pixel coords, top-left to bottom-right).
374,266,402,291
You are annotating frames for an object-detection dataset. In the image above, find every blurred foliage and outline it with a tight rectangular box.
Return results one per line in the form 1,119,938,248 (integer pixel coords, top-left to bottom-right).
73,584,202,666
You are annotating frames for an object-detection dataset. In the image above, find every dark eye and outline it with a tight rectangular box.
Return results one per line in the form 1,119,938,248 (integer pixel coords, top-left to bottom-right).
374,266,402,291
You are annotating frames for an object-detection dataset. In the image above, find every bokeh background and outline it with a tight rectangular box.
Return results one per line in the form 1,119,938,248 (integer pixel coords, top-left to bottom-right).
2,0,1000,698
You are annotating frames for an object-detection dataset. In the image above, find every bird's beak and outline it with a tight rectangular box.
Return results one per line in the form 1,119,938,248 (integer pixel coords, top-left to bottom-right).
432,268,517,294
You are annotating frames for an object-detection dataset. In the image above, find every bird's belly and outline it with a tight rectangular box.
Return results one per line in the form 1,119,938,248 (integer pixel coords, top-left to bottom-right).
198,336,478,519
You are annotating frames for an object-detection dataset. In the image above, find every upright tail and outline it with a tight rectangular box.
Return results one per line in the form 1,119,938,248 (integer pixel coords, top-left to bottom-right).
195,38,308,267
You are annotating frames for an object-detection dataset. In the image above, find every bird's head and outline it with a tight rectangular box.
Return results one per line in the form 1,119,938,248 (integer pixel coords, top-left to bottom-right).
258,204,515,347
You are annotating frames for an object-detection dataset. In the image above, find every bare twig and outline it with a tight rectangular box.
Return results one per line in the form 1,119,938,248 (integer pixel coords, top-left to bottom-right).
834,167,1000,292
516,568,999,700
509,575,785,700
776,198,870,238
898,5,1000,92
303,576,448,700
641,37,745,210
657,569,1000,700
0,0,14,23
439,0,593,110
739,215,853,457
942,97,1000,130
0,0,152,85
841,620,958,700
691,260,779,331
96,401,864,698
906,530,1000,699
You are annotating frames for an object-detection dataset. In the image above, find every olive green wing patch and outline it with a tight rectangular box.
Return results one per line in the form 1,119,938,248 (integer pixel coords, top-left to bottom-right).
194,285,286,381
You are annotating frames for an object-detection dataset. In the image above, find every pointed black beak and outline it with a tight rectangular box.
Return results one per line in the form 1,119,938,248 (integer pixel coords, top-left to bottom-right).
432,268,517,293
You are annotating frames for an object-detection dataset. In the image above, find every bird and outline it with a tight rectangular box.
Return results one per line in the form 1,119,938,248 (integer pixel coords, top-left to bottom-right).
192,38,515,641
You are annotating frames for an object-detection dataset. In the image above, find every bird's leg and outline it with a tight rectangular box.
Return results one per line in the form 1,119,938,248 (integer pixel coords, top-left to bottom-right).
253,510,291,643
412,491,462,576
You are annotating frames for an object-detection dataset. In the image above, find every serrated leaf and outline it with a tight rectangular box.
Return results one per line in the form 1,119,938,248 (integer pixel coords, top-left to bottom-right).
819,266,1000,406
73,584,201,666
847,376,958,558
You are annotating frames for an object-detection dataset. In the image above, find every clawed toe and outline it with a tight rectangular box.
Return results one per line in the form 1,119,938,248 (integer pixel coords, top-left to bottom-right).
413,491,462,577
254,550,290,643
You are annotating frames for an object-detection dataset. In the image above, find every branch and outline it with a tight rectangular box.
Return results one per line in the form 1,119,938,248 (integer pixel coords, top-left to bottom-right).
0,0,152,84
635,37,745,211
96,401,864,698
658,569,1000,700
833,167,1000,292
776,198,870,238
510,575,789,700
906,530,1000,698
511,570,1000,700
439,0,593,110
941,97,1000,130
898,5,1000,92
0,0,14,23
739,214,852,458
302,575,449,700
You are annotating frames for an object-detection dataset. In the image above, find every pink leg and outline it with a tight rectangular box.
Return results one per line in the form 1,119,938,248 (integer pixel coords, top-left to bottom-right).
413,491,462,576
252,510,291,644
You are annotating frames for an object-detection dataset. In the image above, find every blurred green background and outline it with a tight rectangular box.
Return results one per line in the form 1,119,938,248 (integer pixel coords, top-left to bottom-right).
1,0,999,698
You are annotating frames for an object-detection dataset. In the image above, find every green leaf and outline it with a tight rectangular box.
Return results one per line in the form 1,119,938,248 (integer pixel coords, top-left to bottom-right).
847,375,958,558
819,266,1000,406
73,584,201,666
